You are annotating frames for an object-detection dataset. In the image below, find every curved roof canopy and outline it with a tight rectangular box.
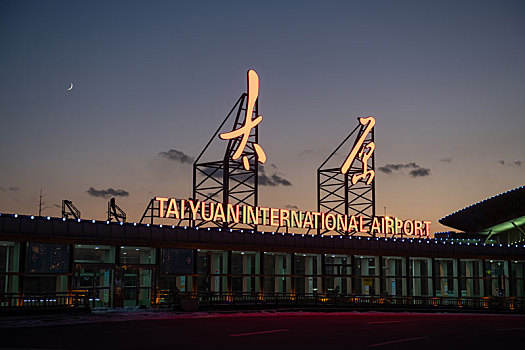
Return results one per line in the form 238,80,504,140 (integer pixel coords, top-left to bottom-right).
439,186,525,235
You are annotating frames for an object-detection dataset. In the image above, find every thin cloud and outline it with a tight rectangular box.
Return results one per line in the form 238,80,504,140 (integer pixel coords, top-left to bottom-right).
299,149,316,157
86,187,130,198
440,158,452,163
409,168,431,177
498,160,522,167
379,163,431,177
158,149,194,164
0,186,19,192
259,165,292,187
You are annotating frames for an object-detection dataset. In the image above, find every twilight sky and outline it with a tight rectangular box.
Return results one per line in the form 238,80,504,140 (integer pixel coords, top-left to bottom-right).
1,0,524,233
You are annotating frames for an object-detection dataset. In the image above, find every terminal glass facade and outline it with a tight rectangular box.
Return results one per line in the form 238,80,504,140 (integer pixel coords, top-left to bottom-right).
1,241,524,308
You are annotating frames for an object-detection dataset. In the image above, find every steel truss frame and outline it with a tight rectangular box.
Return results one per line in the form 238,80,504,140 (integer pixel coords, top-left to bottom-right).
317,121,376,235
192,93,260,230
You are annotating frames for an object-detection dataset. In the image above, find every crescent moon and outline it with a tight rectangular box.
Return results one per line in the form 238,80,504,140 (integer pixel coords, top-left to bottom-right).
67,82,73,91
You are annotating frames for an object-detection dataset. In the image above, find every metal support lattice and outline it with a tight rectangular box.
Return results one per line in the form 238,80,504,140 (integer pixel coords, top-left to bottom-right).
192,93,260,230
62,200,81,220
317,119,376,235
107,198,126,223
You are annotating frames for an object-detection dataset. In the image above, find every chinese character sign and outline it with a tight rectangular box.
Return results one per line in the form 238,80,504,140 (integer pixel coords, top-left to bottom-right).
340,116,375,185
219,69,267,170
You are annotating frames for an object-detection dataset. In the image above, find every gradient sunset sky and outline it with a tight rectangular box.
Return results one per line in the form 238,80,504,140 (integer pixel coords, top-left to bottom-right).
1,0,524,233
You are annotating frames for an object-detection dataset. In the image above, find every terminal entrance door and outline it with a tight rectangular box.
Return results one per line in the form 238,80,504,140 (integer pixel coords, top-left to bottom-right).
115,266,154,307
74,264,113,308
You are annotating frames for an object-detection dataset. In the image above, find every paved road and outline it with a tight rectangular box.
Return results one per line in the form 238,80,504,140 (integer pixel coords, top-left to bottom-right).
2,311,525,349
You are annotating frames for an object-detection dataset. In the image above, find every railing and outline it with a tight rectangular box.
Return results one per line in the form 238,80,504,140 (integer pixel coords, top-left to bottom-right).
154,290,525,312
0,291,90,309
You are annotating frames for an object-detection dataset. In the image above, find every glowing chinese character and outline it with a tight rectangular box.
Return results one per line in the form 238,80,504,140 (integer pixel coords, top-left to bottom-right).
340,116,375,185
219,70,267,170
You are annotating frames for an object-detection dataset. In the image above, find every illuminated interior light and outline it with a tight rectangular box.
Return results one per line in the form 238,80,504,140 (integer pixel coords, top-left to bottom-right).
14,214,18,218
31,216,34,219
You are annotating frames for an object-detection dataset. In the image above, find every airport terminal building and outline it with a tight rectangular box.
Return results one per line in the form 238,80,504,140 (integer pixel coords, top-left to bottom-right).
1,186,524,312
1,71,523,312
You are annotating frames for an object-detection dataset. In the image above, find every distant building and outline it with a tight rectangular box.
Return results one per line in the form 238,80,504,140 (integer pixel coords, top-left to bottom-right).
438,186,525,245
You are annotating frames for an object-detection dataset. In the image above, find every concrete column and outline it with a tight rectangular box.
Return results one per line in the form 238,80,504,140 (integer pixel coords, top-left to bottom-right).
274,254,281,293
413,259,421,296
465,261,473,297
504,260,510,297
255,253,261,293
430,258,436,297
346,255,352,295
242,254,249,292
305,256,313,293
439,260,448,297
317,255,323,294
210,253,221,292
375,256,381,296
453,259,459,297
403,257,409,297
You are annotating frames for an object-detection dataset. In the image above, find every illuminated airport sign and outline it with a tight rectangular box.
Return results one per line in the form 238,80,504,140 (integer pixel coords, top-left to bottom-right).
341,116,375,184
154,197,431,237
219,69,266,170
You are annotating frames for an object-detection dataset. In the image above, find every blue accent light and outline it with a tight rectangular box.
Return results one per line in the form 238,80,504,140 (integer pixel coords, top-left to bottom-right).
77,219,81,222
